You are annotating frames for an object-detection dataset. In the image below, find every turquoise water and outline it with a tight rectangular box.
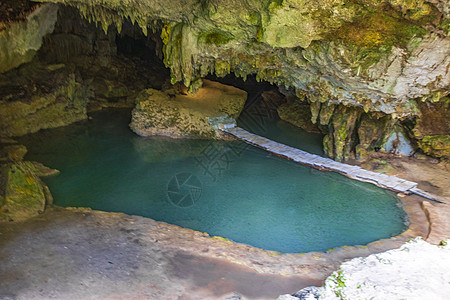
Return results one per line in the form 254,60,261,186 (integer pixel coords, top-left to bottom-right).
20,109,407,253
237,102,324,155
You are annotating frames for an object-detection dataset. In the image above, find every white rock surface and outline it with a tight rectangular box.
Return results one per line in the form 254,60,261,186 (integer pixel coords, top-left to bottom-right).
280,238,450,300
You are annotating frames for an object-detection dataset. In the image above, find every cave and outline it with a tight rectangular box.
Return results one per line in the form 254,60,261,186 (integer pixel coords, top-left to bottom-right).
1,1,449,299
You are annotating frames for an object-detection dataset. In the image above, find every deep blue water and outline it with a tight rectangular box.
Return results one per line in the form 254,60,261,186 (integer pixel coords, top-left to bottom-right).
19,109,407,253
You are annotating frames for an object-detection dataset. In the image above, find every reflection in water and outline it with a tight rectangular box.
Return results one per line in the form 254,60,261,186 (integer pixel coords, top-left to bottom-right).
19,109,407,253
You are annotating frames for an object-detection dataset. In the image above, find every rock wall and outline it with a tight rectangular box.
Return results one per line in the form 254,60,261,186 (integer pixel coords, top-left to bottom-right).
0,62,90,137
0,3,58,73
0,5,170,138
38,0,449,113
34,0,449,160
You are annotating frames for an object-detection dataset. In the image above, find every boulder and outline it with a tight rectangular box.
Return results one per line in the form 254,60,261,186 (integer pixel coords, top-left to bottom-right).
130,80,246,138
0,161,50,222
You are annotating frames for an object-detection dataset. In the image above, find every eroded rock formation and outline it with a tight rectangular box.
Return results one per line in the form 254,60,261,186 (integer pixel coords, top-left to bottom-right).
0,141,56,222
31,0,449,160
130,80,247,138
0,4,169,137
0,2,58,73
0,0,449,160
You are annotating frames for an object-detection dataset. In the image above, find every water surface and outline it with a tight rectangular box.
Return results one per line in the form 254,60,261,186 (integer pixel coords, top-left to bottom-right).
20,109,407,253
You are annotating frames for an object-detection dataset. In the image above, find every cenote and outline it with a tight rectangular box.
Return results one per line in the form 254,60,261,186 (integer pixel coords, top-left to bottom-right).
19,109,408,253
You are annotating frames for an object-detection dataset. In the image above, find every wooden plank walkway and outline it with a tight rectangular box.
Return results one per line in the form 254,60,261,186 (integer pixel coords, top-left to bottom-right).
222,127,446,203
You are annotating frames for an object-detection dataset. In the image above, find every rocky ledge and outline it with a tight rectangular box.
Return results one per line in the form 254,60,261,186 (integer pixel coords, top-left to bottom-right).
32,0,450,161
130,80,247,138
281,238,450,300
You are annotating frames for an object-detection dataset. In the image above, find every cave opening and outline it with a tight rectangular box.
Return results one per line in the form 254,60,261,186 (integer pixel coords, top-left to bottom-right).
3,3,409,253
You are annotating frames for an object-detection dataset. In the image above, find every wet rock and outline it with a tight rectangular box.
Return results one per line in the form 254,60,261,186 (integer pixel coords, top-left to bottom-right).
356,113,395,160
30,161,60,177
0,161,51,222
413,99,450,159
130,80,246,138
322,105,361,161
277,102,320,133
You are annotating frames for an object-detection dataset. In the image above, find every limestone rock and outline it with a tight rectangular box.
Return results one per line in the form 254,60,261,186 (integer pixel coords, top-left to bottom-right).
0,161,50,222
0,68,90,137
277,102,320,133
356,113,395,160
261,89,287,108
418,135,450,159
37,0,449,117
130,80,246,138
1,144,27,162
412,99,450,159
0,143,56,222
0,3,58,73
383,128,415,156
30,161,60,177
290,238,450,300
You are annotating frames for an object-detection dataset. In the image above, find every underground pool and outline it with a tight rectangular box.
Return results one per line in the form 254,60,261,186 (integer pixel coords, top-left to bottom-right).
19,109,408,253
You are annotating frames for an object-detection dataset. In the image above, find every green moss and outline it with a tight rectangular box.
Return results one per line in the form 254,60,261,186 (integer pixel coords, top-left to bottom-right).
333,7,426,48
439,19,450,35
330,4,427,74
0,161,48,222
161,24,172,45
247,10,261,26
199,30,232,46
418,135,450,158
330,270,347,298
267,0,283,11
214,60,231,77
255,26,263,42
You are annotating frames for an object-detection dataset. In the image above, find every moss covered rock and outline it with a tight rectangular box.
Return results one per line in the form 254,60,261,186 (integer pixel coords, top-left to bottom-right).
0,161,50,222
418,135,450,159
356,113,395,160
0,141,56,222
130,80,246,138
37,0,449,118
